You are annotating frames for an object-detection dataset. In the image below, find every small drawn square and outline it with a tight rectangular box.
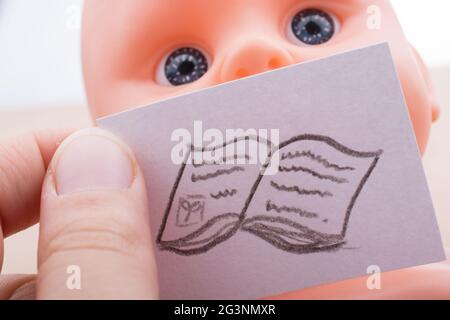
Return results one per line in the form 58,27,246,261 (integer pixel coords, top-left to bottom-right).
176,196,206,227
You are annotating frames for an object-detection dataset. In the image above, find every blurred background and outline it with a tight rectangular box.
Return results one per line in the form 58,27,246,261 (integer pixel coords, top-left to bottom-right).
0,0,449,274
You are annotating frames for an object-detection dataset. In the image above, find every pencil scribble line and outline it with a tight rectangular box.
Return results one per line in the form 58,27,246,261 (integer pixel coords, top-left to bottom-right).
241,215,346,254
278,165,348,184
192,154,252,168
176,221,199,228
191,166,245,182
210,189,238,200
266,200,318,219
281,150,355,172
175,222,238,247
270,181,333,198
187,194,206,199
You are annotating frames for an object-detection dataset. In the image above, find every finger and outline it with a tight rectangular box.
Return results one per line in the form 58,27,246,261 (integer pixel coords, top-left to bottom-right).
0,128,74,237
38,128,158,299
0,129,74,271
0,275,36,300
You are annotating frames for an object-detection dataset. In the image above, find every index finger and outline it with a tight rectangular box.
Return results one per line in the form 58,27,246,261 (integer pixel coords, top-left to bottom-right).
0,128,75,238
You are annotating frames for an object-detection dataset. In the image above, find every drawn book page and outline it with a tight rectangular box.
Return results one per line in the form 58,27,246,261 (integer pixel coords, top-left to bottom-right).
158,136,272,254
243,135,383,253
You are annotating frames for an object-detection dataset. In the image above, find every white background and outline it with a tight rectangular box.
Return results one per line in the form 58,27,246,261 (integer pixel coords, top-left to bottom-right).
0,0,449,110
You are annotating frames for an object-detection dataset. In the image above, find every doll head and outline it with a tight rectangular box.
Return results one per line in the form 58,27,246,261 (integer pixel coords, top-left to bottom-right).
82,0,439,154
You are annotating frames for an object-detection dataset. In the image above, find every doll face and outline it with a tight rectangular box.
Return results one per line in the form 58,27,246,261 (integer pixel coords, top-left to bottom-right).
83,0,439,154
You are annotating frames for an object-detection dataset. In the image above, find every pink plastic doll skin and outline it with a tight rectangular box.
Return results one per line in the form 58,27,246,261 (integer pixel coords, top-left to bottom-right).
82,0,449,299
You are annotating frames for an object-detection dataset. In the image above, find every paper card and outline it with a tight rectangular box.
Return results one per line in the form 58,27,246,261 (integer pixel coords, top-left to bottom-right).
98,43,445,299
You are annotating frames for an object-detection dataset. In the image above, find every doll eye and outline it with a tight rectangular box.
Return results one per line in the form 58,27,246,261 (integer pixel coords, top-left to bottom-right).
161,47,208,86
291,9,336,45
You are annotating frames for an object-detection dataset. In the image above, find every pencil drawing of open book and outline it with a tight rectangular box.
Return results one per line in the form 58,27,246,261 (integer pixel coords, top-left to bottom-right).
156,134,383,256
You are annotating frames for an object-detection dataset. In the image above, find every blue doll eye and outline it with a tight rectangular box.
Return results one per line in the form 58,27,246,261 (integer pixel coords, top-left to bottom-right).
291,9,335,45
164,47,208,86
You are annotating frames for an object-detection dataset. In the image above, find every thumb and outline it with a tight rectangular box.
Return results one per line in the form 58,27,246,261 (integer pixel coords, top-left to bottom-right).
37,128,158,299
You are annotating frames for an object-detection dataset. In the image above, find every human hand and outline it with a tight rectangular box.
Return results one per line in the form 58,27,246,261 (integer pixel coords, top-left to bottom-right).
0,128,158,299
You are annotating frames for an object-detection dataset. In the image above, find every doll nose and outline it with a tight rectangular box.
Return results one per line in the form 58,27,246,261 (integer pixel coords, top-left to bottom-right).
220,39,294,82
